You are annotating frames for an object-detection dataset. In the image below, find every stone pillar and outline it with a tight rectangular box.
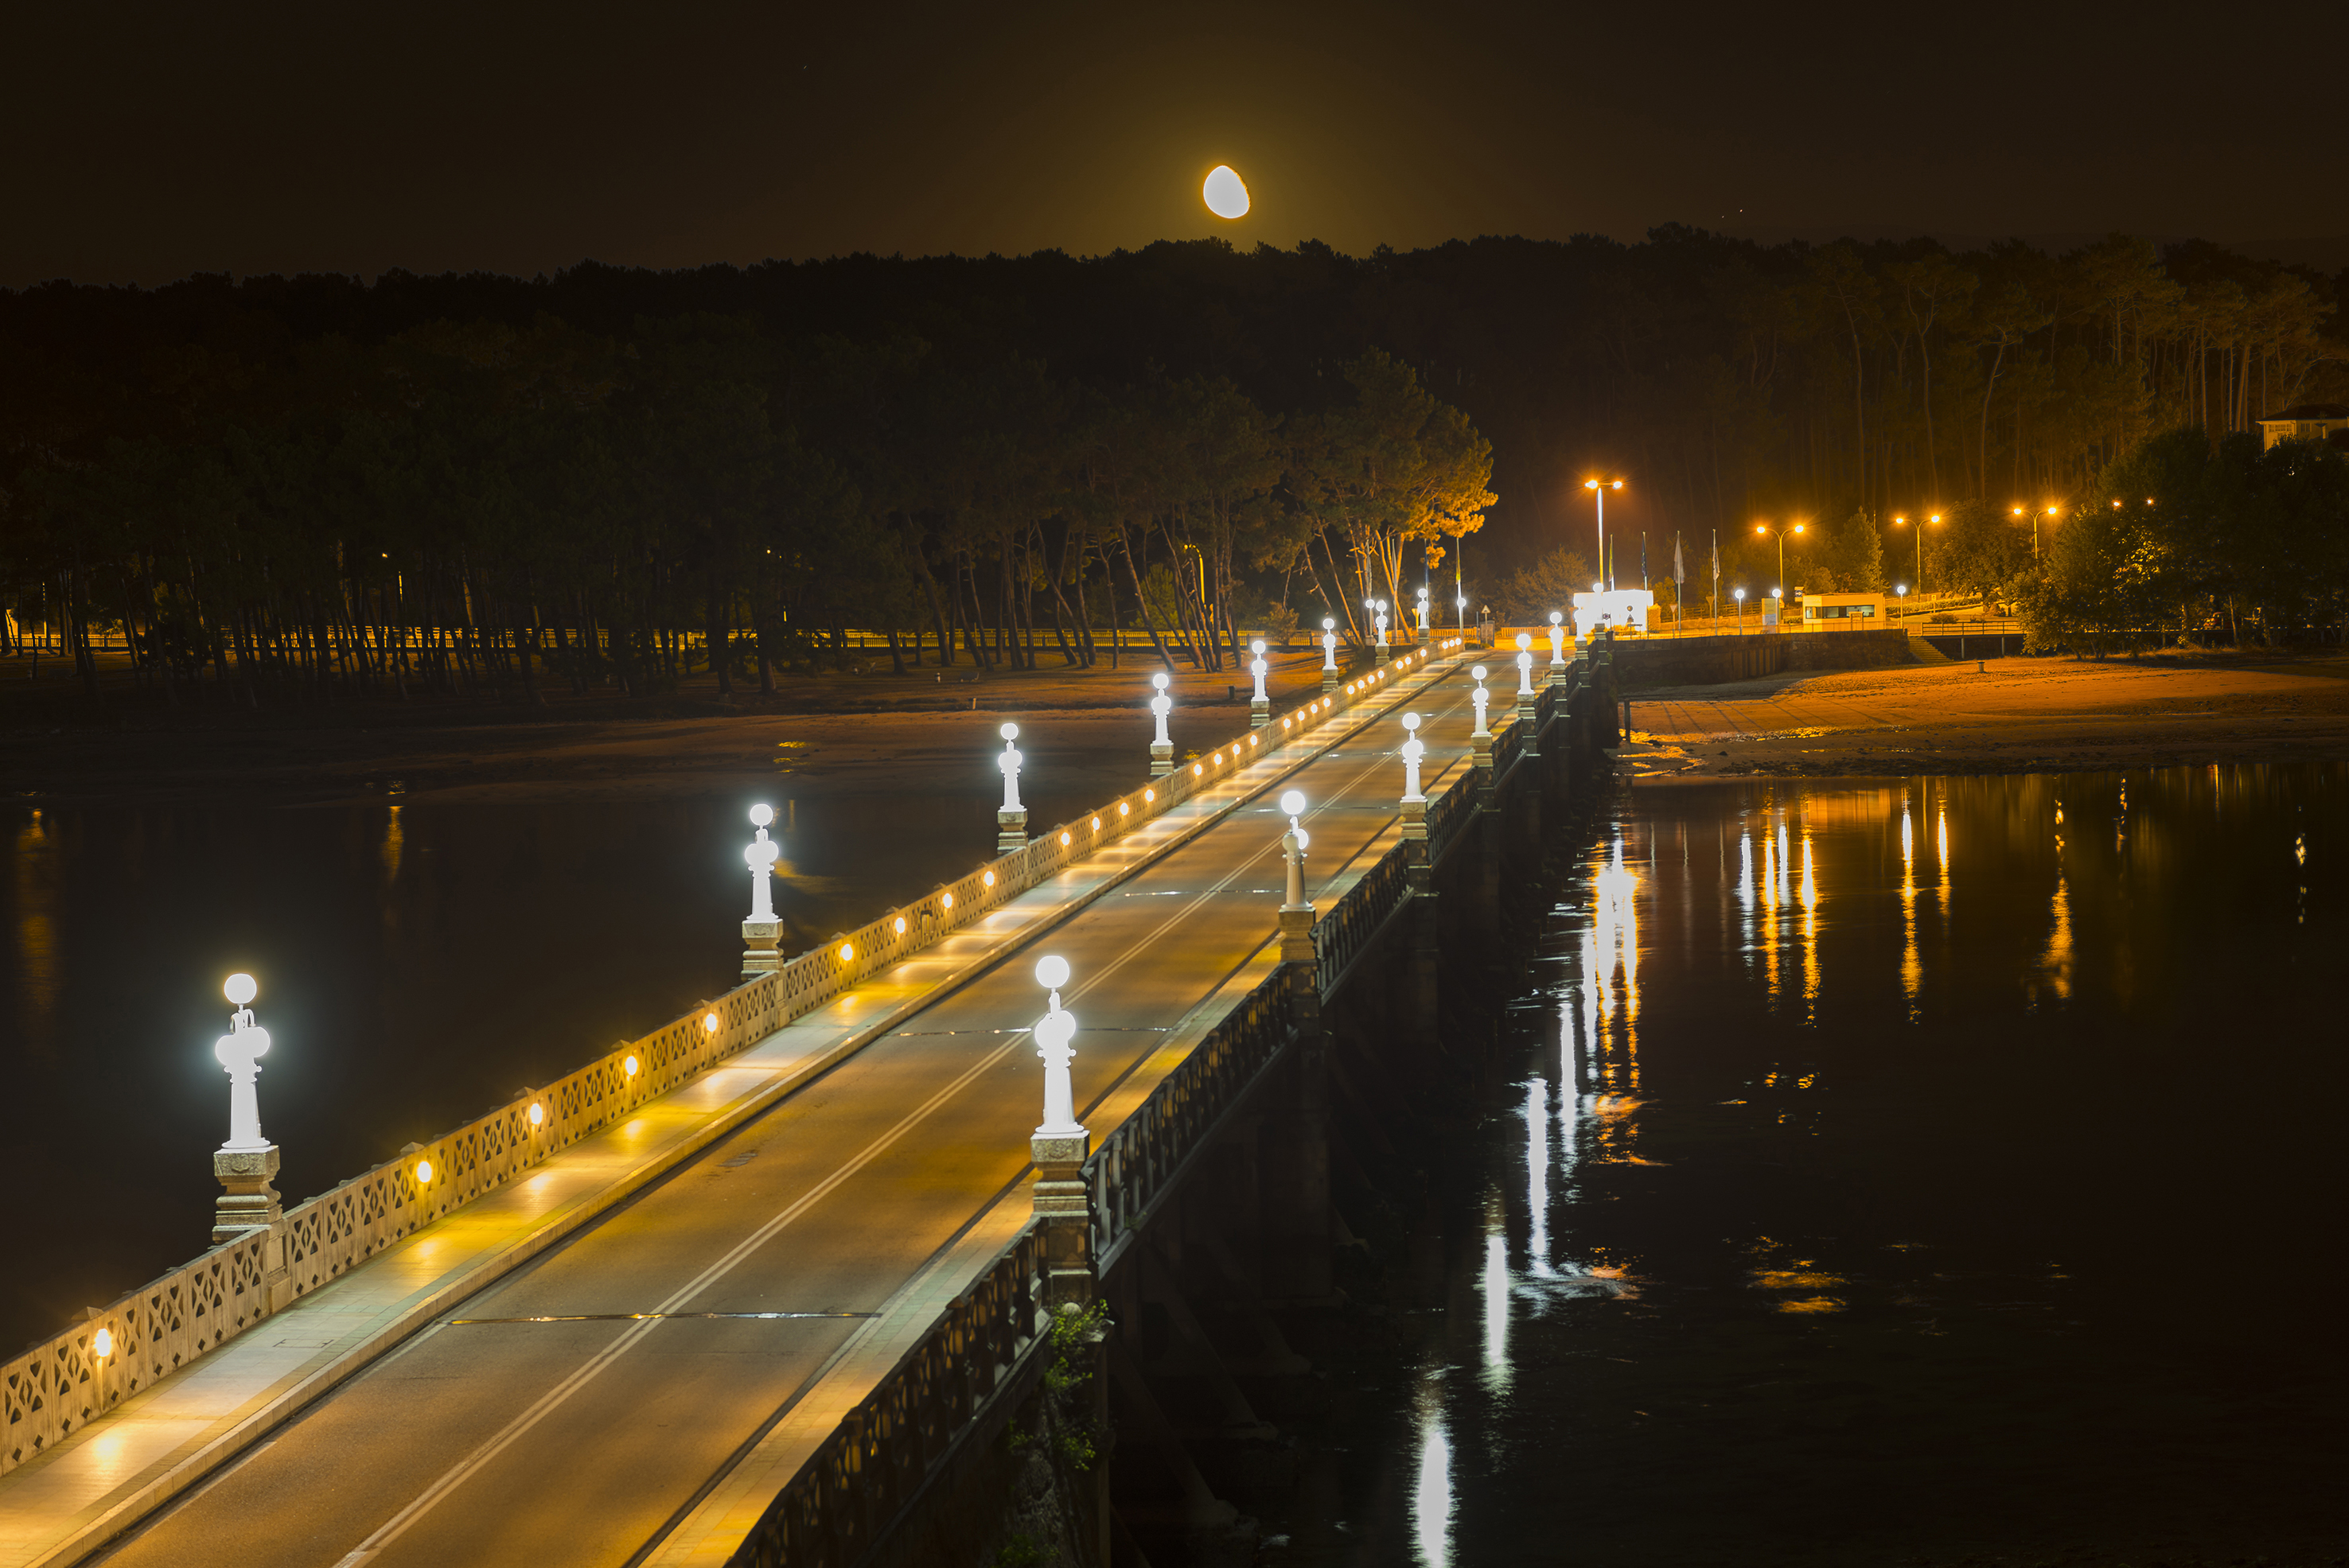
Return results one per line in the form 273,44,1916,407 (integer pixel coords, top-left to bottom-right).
212,1145,282,1245
1400,799,1440,1037
1264,906,1329,1301
996,807,1029,856
741,917,781,979
1030,1130,1095,1309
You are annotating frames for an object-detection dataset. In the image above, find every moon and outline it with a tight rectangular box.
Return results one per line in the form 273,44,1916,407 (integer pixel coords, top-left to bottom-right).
1202,165,1249,220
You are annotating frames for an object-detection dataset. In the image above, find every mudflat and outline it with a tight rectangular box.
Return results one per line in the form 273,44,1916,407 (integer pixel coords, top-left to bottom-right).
1619,651,2349,779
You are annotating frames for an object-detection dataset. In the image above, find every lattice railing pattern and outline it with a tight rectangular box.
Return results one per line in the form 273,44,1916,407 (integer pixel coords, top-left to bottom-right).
726,1228,1048,1568
1,648,1456,1480
1087,973,1290,1260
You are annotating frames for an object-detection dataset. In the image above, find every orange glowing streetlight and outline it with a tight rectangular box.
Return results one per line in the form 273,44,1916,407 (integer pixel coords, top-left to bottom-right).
1890,512,1942,595
1584,477,1625,589
1753,519,1805,598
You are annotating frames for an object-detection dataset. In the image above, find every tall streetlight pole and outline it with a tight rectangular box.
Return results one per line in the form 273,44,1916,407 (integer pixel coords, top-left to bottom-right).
1584,478,1624,590
1753,520,1806,601
1890,513,1941,597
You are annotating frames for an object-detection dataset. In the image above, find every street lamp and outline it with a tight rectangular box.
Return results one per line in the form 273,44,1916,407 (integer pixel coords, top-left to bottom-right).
1400,714,1425,802
995,723,1027,853
1416,586,1431,643
1031,955,1081,1138
1470,664,1491,738
1546,610,1568,680
1889,513,1942,595
1733,586,1746,634
1584,478,1625,589
212,972,282,1241
1513,632,1535,697
1249,639,1270,729
1753,521,1805,602
1149,672,1174,776
1280,789,1311,909
742,803,783,977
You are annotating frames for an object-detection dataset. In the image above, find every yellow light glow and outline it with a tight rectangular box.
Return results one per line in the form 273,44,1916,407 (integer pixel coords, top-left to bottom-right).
894,915,907,934
983,870,995,886
417,1158,434,1183
623,1055,639,1077
1144,788,1155,802
1213,753,1223,765
943,892,955,908
838,942,854,961
703,1010,719,1033
1120,801,1131,815
92,1327,113,1357
528,1101,544,1126
1202,164,1250,220
1194,764,1204,776
1059,831,1072,846
1091,815,1100,829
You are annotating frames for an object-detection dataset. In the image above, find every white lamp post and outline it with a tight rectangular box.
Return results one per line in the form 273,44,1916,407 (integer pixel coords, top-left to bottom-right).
1320,617,1340,691
742,803,783,976
1416,586,1431,644
1027,953,1093,1306
1031,955,1082,1138
211,972,282,1242
1514,632,1536,695
997,723,1028,853
1400,714,1425,802
1280,788,1311,909
1374,598,1390,660
1471,664,1491,738
1249,639,1270,729
1734,586,1746,635
1149,672,1174,776
1547,611,1568,683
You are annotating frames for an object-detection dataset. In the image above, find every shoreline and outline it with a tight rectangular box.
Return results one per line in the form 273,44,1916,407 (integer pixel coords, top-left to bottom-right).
1614,651,2349,782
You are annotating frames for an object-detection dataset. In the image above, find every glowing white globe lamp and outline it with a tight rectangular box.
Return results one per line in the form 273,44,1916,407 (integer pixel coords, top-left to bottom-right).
1280,790,1311,909
1471,664,1491,739
1149,671,1174,776
996,723,1029,852
1400,712,1426,802
1032,955,1083,1137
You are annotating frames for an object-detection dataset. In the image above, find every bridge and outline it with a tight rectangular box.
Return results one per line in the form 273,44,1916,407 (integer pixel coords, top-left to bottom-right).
0,629,1619,1568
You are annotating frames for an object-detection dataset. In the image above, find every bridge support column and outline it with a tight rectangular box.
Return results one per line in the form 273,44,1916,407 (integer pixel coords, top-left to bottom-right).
996,807,1029,856
740,917,781,979
1264,909,1330,1301
1401,800,1440,1040
212,1145,282,1246
1030,1130,1095,1310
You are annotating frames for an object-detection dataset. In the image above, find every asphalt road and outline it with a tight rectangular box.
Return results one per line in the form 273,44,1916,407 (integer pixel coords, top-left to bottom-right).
92,667,1479,1568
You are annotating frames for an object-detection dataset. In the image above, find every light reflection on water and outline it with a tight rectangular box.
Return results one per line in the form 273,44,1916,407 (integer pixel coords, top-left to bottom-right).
1385,763,2346,1564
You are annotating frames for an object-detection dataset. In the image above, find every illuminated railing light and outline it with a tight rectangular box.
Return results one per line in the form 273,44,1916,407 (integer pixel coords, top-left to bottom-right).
1119,801,1131,815
838,942,855,961
942,892,955,909
1193,764,1203,776
894,916,907,935
1144,788,1155,802
528,1101,545,1126
416,1158,435,1183
1091,815,1100,829
983,870,996,887
92,1327,113,1358
1059,831,1072,846
623,1056,639,1079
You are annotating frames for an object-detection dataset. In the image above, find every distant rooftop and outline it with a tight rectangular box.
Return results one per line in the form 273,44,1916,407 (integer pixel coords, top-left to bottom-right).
2259,403,2349,421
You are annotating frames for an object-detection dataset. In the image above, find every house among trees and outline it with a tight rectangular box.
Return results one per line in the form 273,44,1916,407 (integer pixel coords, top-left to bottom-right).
2255,403,2349,450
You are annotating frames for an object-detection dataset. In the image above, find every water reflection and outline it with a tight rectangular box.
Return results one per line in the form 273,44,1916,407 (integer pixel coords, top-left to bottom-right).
13,810,57,1062
1381,763,2346,1562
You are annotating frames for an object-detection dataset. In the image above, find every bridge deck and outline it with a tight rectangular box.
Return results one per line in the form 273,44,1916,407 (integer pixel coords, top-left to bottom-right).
14,658,1479,1568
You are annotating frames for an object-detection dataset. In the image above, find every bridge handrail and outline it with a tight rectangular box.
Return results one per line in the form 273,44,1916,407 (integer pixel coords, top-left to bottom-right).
0,644,1459,1478
730,1228,1050,1568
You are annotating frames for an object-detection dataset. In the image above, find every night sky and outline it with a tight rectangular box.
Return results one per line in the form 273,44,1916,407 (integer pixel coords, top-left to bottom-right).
12,0,2347,286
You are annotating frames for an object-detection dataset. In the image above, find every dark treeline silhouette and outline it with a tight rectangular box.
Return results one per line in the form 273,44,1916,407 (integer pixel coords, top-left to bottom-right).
6,227,2345,702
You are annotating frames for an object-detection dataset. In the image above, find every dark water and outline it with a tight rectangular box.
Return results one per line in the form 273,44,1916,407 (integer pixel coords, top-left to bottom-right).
0,788,1091,1353
1316,765,2347,1566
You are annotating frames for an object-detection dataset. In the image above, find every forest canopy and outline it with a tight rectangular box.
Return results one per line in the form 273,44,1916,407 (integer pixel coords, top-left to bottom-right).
4,226,2344,700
